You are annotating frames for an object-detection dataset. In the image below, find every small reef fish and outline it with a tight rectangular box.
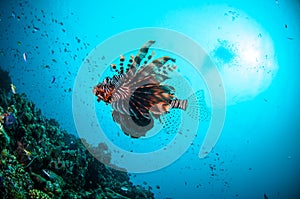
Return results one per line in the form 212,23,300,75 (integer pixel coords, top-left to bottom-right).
23,52,27,62
120,186,128,191
11,12,16,18
51,76,56,84
23,149,31,156
10,83,16,94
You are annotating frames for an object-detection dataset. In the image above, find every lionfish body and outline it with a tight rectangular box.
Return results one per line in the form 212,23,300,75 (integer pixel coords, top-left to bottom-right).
93,40,187,138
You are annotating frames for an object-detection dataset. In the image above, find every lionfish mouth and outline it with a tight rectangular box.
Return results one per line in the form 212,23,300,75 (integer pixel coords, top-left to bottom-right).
93,40,188,138
93,83,114,103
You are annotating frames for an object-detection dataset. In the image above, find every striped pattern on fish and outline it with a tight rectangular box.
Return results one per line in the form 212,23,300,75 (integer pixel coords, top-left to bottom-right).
93,40,188,138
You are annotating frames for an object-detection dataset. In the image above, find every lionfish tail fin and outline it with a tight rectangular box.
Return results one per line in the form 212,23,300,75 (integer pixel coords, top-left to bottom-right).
185,90,211,122
170,99,188,111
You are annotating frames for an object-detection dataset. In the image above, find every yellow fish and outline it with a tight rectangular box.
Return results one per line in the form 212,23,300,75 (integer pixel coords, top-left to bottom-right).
23,149,31,156
10,83,16,94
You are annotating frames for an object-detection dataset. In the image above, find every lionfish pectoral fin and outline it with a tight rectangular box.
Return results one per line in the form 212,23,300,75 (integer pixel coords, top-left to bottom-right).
170,99,188,111
129,105,152,127
130,113,152,127
112,110,153,138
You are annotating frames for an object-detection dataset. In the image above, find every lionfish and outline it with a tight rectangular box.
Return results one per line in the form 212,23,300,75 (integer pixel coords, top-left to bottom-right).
93,40,188,138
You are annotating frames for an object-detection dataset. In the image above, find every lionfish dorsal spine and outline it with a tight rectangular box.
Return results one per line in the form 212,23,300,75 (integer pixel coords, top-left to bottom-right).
132,40,156,68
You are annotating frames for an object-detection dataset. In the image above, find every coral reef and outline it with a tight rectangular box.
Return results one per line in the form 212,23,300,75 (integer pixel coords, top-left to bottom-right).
0,71,154,198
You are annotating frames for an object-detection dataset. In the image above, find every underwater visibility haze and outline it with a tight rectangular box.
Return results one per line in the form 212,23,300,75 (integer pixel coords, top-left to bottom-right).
0,0,299,198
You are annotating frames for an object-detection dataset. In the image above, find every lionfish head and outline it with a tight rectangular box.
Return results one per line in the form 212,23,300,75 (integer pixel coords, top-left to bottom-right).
93,77,115,103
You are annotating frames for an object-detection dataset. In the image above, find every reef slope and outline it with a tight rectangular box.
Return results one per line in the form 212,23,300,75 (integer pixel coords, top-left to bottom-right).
0,69,154,199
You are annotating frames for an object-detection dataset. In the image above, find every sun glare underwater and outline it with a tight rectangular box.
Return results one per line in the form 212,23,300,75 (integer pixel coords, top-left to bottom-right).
0,0,299,199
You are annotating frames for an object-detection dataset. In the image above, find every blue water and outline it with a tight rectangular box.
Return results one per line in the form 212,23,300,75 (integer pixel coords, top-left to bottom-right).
1,0,299,198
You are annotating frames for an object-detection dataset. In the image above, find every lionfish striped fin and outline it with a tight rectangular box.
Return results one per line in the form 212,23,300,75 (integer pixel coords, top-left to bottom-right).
129,56,177,87
170,99,188,111
112,110,153,138
110,63,118,73
132,40,156,68
110,55,126,75
139,56,176,76
143,51,156,65
128,84,175,117
105,74,124,89
118,55,126,74
150,56,176,67
109,42,177,93
111,99,131,115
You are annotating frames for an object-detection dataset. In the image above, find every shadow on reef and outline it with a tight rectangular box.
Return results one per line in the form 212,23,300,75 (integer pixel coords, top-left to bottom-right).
0,67,11,93
0,70,154,198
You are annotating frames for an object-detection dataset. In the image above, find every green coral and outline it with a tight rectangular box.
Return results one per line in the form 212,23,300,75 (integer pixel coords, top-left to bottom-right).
8,190,27,199
0,84,155,199
0,122,10,151
0,107,10,151
0,149,34,198
28,189,51,199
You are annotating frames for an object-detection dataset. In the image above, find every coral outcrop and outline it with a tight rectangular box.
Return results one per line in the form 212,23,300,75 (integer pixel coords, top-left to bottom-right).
0,69,154,198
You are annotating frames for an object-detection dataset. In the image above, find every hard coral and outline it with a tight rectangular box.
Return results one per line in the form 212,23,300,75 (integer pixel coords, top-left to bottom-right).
3,112,17,129
28,189,51,199
0,149,34,198
0,75,155,199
